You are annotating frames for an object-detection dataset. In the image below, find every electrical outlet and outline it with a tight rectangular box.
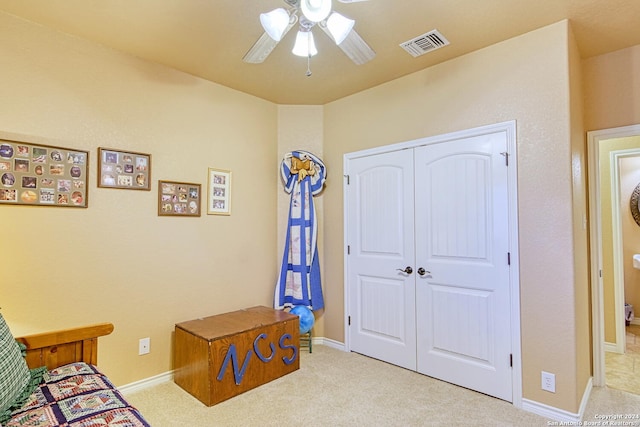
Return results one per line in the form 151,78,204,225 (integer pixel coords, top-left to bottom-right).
139,337,150,355
541,371,555,393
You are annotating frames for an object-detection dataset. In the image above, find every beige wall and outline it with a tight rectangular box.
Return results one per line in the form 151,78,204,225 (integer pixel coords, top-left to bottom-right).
598,141,618,342
5,5,640,417
0,11,279,386
323,21,587,412
583,45,640,131
597,139,640,343
584,45,640,345
598,139,640,343
621,155,640,317
569,24,591,409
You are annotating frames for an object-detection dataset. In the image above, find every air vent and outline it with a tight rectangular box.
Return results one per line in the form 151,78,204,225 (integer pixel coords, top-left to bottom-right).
400,29,450,57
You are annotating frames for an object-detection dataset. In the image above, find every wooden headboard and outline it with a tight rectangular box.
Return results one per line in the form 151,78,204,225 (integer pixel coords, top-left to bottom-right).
15,323,114,370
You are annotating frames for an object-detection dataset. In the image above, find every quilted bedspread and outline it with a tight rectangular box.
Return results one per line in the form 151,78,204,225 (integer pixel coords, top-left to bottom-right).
5,362,150,427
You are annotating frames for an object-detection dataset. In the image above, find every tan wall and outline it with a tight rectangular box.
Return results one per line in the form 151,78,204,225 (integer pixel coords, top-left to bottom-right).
323,21,586,412
598,141,618,343
621,155,640,317
5,5,637,415
569,24,591,408
0,11,278,386
584,46,640,346
597,140,640,343
583,45,640,131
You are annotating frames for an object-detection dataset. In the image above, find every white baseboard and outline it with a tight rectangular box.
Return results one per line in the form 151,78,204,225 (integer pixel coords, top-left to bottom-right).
313,337,345,351
522,377,592,423
605,341,623,354
118,338,343,395
119,370,173,396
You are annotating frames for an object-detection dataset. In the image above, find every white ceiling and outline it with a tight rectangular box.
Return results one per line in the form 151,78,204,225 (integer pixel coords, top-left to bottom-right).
1,0,640,105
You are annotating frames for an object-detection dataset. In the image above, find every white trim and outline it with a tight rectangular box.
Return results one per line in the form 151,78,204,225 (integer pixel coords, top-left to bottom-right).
302,336,345,352
609,148,640,353
505,121,522,409
117,340,345,396
118,370,173,396
579,378,594,421
609,150,625,354
587,124,640,387
604,341,620,353
315,337,346,351
343,120,522,407
342,154,351,354
522,378,592,422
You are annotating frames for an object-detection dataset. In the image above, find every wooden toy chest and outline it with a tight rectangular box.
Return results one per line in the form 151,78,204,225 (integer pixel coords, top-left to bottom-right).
174,306,300,406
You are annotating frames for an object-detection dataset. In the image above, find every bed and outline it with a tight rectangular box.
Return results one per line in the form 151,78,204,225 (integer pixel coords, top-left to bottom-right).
0,313,151,426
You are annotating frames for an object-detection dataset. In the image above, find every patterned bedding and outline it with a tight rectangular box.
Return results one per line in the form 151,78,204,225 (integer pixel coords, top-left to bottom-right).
5,362,150,427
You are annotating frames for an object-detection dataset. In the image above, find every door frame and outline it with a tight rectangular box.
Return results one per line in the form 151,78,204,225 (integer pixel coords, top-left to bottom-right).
587,124,640,387
343,120,522,407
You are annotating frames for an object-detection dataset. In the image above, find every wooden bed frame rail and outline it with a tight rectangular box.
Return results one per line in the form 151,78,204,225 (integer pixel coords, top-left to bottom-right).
15,323,114,370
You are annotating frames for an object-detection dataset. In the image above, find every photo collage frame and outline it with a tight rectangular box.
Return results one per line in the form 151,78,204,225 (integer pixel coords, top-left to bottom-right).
1,138,232,218
98,148,151,190
0,139,88,207
158,180,201,217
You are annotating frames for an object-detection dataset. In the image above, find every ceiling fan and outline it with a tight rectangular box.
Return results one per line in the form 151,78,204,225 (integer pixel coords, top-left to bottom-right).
243,0,375,73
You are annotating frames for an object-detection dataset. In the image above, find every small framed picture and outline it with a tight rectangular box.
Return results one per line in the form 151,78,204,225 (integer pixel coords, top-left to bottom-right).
207,168,231,215
158,180,201,217
97,148,151,190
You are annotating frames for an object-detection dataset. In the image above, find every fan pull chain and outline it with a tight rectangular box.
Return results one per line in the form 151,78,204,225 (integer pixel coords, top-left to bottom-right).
306,31,313,77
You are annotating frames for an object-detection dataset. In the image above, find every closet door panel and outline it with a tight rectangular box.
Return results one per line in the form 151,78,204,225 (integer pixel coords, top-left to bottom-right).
414,132,512,401
346,149,416,370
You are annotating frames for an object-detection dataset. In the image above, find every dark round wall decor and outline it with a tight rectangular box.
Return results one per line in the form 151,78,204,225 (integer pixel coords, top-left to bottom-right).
631,182,640,227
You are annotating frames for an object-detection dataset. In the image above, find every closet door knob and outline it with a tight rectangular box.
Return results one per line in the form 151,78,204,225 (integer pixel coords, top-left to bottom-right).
396,266,413,274
417,267,430,276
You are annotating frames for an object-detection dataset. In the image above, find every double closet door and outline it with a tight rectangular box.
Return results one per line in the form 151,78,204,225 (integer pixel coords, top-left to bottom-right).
346,129,513,401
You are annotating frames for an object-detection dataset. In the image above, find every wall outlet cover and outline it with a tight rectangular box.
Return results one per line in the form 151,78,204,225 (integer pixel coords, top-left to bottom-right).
139,337,150,355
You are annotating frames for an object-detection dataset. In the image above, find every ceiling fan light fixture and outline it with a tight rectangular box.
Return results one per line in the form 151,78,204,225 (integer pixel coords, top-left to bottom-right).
260,8,290,41
300,0,332,23
292,29,318,57
326,12,354,45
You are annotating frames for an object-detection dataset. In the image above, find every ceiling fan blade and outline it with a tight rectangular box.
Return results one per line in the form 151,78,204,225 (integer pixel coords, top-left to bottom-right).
243,32,279,64
319,25,375,65
243,11,297,64
338,29,376,64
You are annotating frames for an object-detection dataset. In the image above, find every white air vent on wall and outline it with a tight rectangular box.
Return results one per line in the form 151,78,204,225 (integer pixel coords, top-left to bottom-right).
400,29,450,57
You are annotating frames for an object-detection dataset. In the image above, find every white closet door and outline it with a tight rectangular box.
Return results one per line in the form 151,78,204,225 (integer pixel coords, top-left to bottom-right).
414,132,512,401
346,149,417,370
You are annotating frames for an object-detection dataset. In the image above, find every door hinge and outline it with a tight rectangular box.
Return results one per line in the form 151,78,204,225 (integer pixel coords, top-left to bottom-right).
507,252,511,265
344,174,350,185
348,316,351,326
500,152,509,166
510,354,513,367
347,245,351,255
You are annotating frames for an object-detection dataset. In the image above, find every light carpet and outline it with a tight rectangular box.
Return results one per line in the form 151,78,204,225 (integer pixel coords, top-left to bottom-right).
125,345,640,426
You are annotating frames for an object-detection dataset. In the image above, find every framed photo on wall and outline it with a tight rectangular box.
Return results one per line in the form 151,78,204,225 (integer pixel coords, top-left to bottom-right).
97,147,151,190
207,168,231,215
0,138,89,208
158,180,201,217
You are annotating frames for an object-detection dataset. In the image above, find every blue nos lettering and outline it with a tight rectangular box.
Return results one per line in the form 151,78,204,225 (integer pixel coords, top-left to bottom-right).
279,333,298,365
216,332,299,385
216,344,252,385
254,333,275,362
